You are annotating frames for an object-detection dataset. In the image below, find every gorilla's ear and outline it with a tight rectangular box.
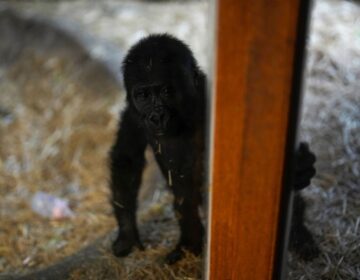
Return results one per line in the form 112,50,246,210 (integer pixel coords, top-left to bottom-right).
191,63,205,93
192,63,200,87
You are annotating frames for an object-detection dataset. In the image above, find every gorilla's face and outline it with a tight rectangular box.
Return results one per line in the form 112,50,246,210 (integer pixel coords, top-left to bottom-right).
131,83,174,136
123,35,202,138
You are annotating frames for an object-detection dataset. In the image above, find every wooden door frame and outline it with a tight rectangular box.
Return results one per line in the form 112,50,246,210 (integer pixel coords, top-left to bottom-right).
206,1,311,279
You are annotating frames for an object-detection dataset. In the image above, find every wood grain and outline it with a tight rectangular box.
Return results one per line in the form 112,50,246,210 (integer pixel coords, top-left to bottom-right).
208,1,306,279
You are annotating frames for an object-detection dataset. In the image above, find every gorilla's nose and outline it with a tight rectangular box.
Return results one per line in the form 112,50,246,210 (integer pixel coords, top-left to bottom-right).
149,111,165,128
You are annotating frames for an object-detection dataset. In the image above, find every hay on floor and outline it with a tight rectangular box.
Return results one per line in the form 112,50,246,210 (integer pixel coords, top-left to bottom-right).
0,0,359,279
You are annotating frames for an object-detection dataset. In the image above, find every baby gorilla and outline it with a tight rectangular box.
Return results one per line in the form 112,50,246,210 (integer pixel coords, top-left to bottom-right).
110,34,206,264
109,34,319,263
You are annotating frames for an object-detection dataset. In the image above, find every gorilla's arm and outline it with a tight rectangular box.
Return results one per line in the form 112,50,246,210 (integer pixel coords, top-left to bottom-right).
109,108,147,256
290,193,320,260
290,142,320,260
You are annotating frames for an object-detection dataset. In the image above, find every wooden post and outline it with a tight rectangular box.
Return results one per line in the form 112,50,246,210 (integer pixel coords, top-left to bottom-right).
207,0,310,279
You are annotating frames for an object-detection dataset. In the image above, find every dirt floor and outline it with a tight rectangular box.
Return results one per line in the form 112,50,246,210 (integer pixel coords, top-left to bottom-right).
0,0,359,279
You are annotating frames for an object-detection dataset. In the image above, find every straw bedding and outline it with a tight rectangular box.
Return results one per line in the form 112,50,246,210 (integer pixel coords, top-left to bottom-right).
0,0,359,279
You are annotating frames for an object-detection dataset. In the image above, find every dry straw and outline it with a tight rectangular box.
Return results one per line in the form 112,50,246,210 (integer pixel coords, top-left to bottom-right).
1,0,360,279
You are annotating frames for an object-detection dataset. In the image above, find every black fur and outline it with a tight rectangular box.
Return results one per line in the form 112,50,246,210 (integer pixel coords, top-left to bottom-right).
109,34,319,263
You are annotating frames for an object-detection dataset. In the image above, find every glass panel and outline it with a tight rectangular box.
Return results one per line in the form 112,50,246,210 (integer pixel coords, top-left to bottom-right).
288,0,360,279
0,1,210,279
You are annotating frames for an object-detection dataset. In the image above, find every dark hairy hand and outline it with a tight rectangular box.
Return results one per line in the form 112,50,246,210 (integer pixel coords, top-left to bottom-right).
294,142,316,190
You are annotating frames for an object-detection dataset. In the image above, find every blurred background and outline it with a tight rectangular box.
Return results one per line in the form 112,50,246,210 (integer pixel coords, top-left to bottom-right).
0,0,359,279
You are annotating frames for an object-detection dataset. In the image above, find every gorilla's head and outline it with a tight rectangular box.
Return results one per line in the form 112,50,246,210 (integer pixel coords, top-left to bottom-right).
122,34,204,137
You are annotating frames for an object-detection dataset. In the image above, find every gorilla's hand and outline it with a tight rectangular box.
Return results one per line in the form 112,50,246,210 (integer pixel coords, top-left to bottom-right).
294,142,316,190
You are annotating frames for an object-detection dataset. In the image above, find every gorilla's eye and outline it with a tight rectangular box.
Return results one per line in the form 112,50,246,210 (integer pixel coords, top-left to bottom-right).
160,86,170,99
135,89,149,100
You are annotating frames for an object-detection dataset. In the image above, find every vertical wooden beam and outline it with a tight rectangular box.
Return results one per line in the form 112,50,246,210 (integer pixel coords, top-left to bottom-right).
207,1,309,279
